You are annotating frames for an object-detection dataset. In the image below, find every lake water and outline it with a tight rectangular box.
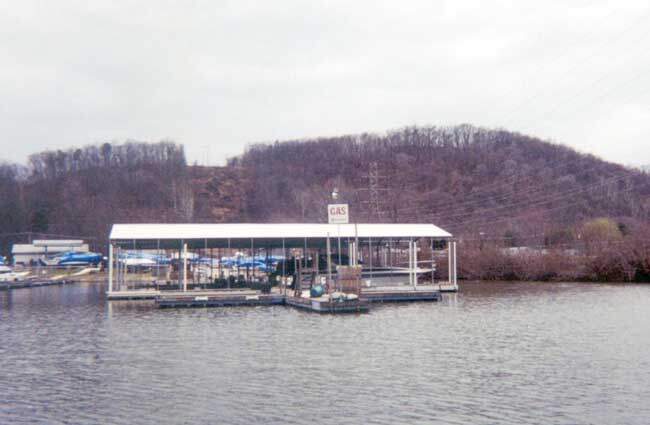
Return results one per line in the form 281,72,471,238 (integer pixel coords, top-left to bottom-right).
1,281,649,425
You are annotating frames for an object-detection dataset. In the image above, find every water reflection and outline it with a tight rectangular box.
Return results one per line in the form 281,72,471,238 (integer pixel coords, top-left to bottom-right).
1,281,650,424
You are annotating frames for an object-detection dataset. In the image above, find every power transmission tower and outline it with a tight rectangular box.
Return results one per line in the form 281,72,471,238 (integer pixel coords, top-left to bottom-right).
361,161,387,221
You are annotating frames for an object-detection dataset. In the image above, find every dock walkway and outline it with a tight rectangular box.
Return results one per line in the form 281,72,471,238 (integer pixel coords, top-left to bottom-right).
362,286,441,302
107,285,443,313
0,279,75,291
285,295,370,314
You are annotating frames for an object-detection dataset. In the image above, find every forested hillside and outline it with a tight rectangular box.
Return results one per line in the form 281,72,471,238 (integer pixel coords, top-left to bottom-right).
1,125,649,280
231,125,650,240
0,142,192,253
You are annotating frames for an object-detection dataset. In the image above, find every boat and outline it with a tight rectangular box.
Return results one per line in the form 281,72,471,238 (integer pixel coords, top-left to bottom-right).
0,259,30,282
40,251,103,266
359,266,434,287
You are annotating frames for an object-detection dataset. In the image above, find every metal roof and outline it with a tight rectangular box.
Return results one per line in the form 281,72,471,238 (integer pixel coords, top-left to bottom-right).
32,239,84,247
109,223,452,241
12,244,90,254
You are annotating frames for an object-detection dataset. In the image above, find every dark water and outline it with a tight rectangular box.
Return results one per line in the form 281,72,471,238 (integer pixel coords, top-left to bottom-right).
1,282,649,425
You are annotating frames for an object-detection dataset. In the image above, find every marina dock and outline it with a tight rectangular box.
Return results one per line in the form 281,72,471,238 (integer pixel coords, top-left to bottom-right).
361,286,441,302
107,289,161,300
105,222,458,314
107,285,440,313
285,295,369,313
156,290,284,308
0,279,75,291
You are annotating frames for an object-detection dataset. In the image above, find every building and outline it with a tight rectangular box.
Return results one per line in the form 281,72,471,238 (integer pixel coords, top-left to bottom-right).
11,240,89,265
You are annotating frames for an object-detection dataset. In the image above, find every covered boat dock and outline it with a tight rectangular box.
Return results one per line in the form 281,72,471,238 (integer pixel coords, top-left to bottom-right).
107,223,458,311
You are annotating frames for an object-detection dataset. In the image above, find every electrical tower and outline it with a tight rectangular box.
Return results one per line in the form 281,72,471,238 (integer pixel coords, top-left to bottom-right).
362,161,387,221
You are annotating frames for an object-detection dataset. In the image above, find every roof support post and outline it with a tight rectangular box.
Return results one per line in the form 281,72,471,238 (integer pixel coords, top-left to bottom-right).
388,237,393,286
282,238,286,296
413,239,418,290
368,237,373,281
430,238,435,286
182,241,187,292
108,243,113,293
448,240,453,286
118,246,123,291
453,240,458,289
122,246,127,291
354,223,359,266
346,237,351,266
326,232,333,291
337,225,342,267
303,237,307,270
408,238,414,288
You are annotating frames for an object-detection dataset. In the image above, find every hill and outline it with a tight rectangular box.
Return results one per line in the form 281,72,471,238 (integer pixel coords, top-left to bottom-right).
219,125,650,242
1,125,649,281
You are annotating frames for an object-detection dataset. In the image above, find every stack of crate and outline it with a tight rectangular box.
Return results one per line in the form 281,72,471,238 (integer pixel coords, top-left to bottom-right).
335,265,362,295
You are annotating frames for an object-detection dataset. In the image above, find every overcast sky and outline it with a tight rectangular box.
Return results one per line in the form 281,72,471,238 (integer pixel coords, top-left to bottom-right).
1,0,649,166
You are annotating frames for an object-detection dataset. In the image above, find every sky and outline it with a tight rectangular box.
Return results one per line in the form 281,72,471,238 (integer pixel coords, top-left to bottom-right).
1,0,649,167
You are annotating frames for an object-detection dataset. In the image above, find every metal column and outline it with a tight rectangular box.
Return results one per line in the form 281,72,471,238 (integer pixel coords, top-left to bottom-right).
408,238,413,288
452,241,458,289
108,244,113,293
326,232,333,289
448,241,453,286
182,243,188,292
413,239,418,290
282,238,286,296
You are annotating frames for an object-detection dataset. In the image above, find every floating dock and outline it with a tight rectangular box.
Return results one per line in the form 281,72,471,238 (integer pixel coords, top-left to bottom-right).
107,286,440,313
0,279,75,291
285,295,370,314
107,289,161,300
156,290,284,308
438,284,459,293
361,286,441,302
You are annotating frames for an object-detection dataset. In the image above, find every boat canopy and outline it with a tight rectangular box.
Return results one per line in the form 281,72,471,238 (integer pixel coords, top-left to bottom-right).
109,223,452,249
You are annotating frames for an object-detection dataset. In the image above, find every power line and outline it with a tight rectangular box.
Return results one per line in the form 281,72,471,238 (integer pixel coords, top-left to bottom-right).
395,171,646,227
498,6,650,131
396,164,634,217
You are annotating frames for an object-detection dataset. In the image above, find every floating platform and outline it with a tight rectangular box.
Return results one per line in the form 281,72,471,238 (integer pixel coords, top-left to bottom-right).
156,290,284,308
0,279,74,291
107,285,449,312
361,286,441,302
107,289,161,300
285,295,369,314
438,284,459,293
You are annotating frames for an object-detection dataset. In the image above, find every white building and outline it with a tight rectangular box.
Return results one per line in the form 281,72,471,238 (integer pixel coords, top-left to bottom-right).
11,240,89,265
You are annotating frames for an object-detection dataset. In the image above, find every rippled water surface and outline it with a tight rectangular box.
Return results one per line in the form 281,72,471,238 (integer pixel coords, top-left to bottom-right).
1,282,650,424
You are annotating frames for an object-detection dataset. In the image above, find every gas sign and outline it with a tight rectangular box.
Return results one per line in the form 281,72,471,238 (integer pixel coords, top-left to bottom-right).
327,204,349,224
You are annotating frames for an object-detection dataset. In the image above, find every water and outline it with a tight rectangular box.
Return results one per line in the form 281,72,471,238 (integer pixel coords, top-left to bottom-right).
1,282,649,425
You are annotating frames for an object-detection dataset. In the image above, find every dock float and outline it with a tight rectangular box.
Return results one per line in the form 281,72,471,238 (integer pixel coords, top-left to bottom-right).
155,290,284,308
107,286,445,312
438,284,459,293
361,287,441,302
285,296,369,314
107,289,161,300
0,279,75,291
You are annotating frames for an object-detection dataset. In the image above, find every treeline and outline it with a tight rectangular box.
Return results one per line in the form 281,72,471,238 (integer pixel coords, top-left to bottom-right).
1,125,649,282
227,125,650,281
457,218,650,282
0,141,192,256
233,125,649,233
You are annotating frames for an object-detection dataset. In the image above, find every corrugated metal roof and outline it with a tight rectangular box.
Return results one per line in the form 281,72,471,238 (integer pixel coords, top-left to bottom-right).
109,223,452,240
12,244,90,254
32,240,84,247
